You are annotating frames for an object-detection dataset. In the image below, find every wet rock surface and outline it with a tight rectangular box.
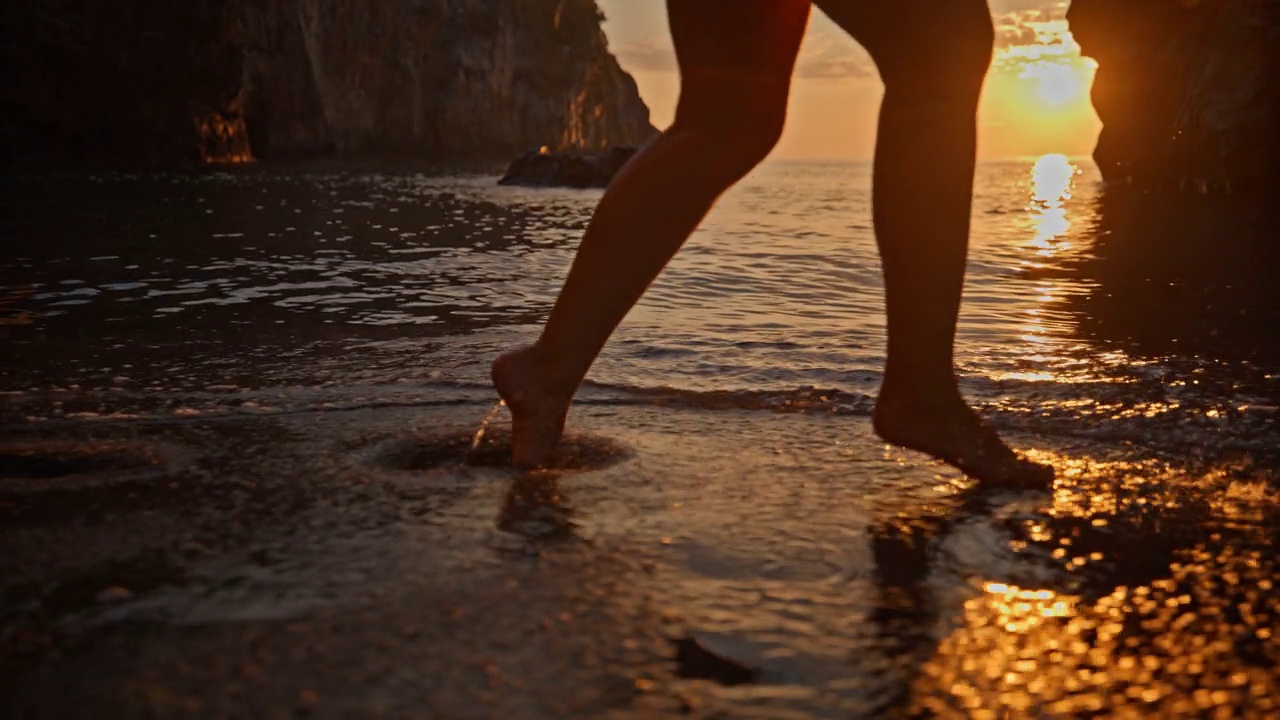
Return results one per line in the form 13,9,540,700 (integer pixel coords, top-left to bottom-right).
672,634,760,686
499,147,639,189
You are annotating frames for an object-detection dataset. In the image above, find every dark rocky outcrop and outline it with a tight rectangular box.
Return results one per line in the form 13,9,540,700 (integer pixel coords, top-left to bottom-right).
1066,187,1280,364
498,146,637,188
1069,0,1280,191
0,0,657,168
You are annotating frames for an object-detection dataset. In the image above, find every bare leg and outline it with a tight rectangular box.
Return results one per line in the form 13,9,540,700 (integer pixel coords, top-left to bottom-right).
818,0,1053,486
493,0,811,468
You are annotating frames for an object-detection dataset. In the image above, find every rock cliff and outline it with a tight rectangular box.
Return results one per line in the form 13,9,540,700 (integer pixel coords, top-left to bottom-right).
1,0,656,167
1069,0,1280,191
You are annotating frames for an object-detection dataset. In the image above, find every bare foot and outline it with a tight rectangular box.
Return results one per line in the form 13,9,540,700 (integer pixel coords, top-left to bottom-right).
873,386,1054,488
491,346,572,470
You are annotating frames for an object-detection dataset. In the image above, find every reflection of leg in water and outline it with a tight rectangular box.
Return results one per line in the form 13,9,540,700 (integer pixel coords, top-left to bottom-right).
865,488,995,714
495,0,1052,486
498,471,576,543
867,529,933,714
819,0,1052,487
493,0,811,468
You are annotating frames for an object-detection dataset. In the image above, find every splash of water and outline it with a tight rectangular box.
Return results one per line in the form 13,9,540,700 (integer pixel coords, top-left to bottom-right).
470,399,506,452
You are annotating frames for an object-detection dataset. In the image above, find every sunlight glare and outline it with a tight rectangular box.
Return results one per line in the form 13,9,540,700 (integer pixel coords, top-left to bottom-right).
1026,62,1082,108
978,16,1100,158
1029,154,1077,251
1016,155,1079,362
1032,154,1075,204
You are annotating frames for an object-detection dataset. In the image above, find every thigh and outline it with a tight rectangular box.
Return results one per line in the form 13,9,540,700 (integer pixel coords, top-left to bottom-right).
667,0,810,121
813,0,993,84
668,0,810,79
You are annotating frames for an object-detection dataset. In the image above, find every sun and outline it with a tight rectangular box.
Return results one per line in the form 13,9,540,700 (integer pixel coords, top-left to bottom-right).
976,15,1102,157
1033,63,1083,108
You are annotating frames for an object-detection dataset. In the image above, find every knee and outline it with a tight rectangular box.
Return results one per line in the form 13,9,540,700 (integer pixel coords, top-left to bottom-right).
719,112,785,174
673,95,786,180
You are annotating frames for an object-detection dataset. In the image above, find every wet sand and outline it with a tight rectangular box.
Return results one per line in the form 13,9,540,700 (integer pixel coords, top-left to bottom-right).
3,393,1277,718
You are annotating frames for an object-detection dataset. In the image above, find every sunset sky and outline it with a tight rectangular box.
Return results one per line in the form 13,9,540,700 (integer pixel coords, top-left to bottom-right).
595,0,1101,160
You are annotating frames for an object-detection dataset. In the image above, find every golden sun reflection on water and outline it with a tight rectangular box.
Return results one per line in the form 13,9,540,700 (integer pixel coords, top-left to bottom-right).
910,453,1280,717
1012,154,1080,359
982,581,1075,627
1029,153,1077,254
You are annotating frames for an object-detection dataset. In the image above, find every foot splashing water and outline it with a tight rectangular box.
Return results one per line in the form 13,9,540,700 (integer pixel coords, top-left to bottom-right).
470,399,507,454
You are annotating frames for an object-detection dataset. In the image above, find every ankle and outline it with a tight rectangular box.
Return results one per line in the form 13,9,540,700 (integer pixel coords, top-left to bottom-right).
879,368,961,402
523,340,582,398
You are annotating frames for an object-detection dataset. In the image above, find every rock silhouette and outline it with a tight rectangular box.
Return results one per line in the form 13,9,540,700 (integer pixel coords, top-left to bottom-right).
1070,0,1280,192
498,146,638,188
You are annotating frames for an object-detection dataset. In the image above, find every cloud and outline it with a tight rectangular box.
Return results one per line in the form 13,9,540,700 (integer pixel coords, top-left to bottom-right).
996,17,1041,48
991,7,1087,77
796,25,876,81
990,0,1068,14
993,5,1071,49
612,40,677,73
796,53,875,81
613,32,874,82
611,4,1071,80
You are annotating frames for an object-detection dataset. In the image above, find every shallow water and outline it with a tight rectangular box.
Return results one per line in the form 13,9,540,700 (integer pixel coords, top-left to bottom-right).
2,158,1275,443
2,159,1278,717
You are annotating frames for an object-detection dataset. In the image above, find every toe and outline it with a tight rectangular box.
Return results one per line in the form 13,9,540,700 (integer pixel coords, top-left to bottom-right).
988,456,1055,489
